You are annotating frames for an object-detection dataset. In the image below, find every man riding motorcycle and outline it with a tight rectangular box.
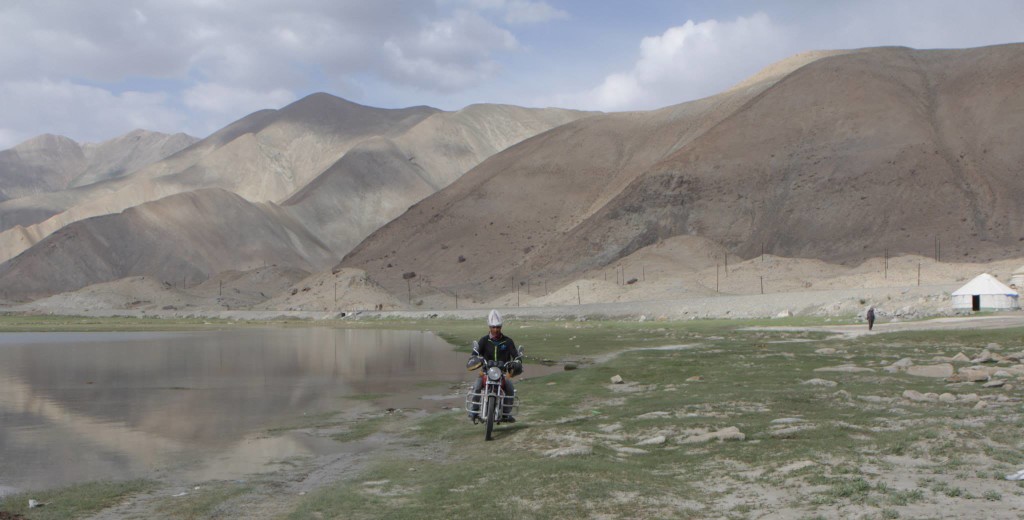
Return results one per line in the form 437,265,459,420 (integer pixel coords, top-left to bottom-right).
468,310,522,423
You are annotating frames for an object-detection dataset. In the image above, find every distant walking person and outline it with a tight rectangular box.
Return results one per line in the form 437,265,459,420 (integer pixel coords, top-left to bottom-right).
866,306,876,331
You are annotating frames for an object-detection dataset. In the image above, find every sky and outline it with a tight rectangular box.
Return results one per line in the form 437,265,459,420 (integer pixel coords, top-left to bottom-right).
1,0,1023,149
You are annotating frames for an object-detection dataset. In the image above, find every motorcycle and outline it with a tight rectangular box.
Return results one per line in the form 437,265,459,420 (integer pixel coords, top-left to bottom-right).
465,342,522,441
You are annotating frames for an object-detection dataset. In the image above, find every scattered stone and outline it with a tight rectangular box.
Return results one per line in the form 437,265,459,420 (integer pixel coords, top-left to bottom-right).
771,425,817,437
938,393,956,403
958,393,980,402
544,445,593,457
986,342,1001,351
771,417,805,424
610,375,624,384
28,500,43,509
952,352,971,362
685,375,704,382
858,395,890,403
906,364,954,378
983,380,1006,388
903,390,932,402
776,460,816,474
802,378,838,387
994,370,1012,378
598,423,623,433
1005,469,1024,481
960,368,991,382
814,364,874,373
776,310,792,318
814,348,837,355
637,411,672,420
637,435,666,446
679,427,746,444
974,400,988,410
972,350,996,363
890,357,914,369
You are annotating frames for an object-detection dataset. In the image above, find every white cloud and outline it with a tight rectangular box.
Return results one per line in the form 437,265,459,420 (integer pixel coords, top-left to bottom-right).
504,1,568,24
561,13,788,111
380,10,518,91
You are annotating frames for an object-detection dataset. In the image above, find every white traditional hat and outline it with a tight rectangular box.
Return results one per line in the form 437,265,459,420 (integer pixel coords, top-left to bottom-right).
487,309,503,327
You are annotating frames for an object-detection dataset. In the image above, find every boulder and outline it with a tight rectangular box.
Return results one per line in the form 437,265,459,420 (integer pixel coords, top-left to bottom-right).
637,435,666,446
679,427,745,444
610,375,624,384
952,352,971,362
972,350,995,363
814,365,874,373
815,348,837,355
902,390,931,402
802,378,838,387
906,364,954,378
959,368,991,382
939,393,956,403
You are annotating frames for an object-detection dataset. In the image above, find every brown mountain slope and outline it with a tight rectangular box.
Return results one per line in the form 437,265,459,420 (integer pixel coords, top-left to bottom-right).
0,189,336,301
340,44,1024,302
282,104,591,254
0,95,588,267
0,130,197,206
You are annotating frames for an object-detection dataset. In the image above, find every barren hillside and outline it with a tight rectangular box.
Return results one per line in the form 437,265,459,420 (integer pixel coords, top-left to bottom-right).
340,44,1024,303
0,130,196,213
0,97,589,300
0,189,337,301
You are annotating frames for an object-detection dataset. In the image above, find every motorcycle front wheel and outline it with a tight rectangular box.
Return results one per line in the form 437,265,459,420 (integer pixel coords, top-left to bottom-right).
485,395,496,441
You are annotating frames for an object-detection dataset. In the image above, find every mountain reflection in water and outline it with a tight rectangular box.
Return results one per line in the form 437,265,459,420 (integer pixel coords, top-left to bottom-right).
0,328,470,492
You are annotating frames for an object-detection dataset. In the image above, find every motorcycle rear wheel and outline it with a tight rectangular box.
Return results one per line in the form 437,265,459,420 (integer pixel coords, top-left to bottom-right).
485,395,496,441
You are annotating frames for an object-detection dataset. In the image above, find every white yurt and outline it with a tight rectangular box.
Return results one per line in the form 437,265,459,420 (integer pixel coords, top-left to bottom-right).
952,273,1019,311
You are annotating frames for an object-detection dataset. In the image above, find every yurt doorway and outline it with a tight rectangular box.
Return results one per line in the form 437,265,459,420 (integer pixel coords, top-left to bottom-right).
972,295,980,311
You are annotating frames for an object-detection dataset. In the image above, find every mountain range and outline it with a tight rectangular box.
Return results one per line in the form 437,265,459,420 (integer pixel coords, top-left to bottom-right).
2,43,1023,304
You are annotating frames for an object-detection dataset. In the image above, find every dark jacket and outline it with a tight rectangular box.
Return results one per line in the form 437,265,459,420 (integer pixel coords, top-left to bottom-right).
475,334,520,364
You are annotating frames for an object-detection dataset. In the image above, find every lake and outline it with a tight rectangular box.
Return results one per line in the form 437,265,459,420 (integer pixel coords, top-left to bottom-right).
0,328,473,493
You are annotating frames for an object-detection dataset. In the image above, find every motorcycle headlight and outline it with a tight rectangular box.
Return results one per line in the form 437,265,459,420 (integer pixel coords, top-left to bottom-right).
487,366,502,381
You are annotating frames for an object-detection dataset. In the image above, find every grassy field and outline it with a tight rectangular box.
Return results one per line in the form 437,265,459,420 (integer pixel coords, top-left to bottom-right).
1,316,1023,519
285,319,1024,519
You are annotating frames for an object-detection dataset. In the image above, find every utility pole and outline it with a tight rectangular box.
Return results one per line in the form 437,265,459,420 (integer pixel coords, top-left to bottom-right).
577,285,581,305
884,248,888,279
455,290,458,310
219,280,222,296
716,264,720,293
760,275,764,295
918,262,921,286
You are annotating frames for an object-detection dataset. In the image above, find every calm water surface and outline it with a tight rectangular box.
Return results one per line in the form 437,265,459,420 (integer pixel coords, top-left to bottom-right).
0,328,471,492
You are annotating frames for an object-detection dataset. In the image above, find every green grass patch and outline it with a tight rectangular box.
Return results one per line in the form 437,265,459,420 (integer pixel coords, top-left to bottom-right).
152,481,252,520
0,480,156,520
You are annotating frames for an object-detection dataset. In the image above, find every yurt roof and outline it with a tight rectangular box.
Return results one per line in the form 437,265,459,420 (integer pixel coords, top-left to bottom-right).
952,273,1019,296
